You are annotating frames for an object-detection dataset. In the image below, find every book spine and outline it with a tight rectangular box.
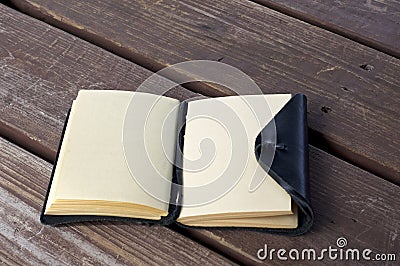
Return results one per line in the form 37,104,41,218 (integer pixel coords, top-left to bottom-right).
161,101,187,225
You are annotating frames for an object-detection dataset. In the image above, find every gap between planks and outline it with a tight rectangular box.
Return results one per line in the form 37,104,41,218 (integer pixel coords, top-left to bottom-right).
251,0,400,59
0,138,236,265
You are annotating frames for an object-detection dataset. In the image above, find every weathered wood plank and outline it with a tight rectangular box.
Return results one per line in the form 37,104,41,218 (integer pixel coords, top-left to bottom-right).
9,0,400,183
254,0,400,58
0,3,198,163
2,132,399,265
0,5,233,265
0,137,234,265
185,147,400,264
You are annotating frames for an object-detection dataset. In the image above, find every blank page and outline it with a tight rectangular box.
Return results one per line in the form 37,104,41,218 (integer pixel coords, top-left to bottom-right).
45,90,180,215
179,94,292,219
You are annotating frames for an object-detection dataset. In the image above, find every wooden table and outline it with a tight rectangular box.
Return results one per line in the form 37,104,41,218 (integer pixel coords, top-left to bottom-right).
0,0,399,265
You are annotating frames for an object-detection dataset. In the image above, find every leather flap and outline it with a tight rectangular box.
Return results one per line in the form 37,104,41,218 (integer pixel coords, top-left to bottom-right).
255,94,314,235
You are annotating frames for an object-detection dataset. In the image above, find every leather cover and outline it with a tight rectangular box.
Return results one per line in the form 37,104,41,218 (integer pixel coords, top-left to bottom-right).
41,94,313,235
254,93,313,235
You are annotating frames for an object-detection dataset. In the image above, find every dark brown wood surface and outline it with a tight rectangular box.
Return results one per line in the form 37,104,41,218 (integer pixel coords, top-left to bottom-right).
254,0,400,58
0,4,399,265
0,137,234,265
0,3,198,163
188,146,400,265
0,5,231,265
2,138,398,265
10,0,400,184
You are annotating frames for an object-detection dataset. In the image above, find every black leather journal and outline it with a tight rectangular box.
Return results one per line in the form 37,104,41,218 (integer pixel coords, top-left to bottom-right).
40,91,313,236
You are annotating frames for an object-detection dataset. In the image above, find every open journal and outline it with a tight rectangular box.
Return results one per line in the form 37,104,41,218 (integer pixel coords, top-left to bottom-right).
41,90,313,236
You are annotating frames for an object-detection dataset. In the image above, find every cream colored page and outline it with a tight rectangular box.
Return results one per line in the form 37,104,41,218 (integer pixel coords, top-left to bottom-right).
179,94,292,218
46,90,179,213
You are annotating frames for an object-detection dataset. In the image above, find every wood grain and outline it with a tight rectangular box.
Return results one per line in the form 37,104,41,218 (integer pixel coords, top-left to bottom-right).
0,7,228,264
254,0,400,58
1,129,399,265
0,3,399,265
185,147,400,265
9,0,400,183
0,3,198,163
0,138,234,265
2,123,399,264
